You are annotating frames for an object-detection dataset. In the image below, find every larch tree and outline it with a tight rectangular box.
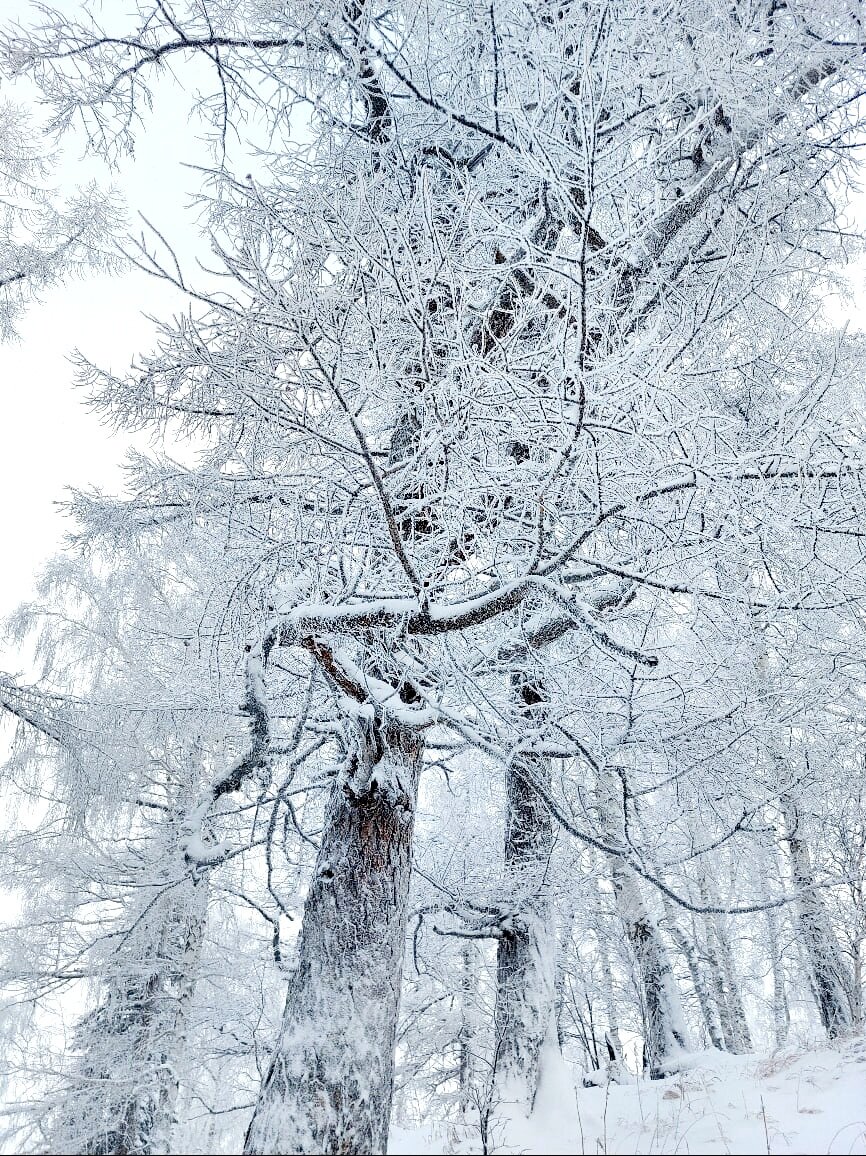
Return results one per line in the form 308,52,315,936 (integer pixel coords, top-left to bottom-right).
2,1,866,1153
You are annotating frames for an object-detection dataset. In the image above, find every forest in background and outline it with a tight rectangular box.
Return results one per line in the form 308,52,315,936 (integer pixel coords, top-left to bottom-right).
1,2,866,1152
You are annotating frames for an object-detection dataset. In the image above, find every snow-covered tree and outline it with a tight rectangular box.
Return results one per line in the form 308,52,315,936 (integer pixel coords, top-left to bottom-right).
0,97,119,338
3,0,866,1152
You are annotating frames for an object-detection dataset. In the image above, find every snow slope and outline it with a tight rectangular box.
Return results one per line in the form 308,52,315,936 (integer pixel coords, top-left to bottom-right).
390,1036,866,1155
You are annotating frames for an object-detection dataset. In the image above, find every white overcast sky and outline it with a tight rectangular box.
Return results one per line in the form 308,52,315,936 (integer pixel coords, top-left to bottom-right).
0,3,217,672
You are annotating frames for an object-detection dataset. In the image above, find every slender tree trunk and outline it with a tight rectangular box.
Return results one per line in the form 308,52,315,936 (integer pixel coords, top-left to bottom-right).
458,942,475,1117
694,871,752,1054
554,906,576,1050
851,929,863,1028
661,897,726,1051
781,793,854,1038
598,936,626,1065
714,914,752,1053
699,911,741,1053
758,831,790,1049
244,722,422,1155
752,633,854,1039
596,764,689,1076
584,910,631,1085
766,907,791,1048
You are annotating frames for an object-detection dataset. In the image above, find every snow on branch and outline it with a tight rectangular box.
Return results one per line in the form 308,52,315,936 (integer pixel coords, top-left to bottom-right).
180,641,270,869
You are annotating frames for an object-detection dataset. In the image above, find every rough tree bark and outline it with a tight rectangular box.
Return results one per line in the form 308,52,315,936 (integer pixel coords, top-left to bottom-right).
492,678,560,1113
598,937,626,1067
458,942,476,1117
712,914,753,1053
661,896,727,1052
554,906,576,1051
596,763,689,1076
781,793,854,1038
694,871,752,1055
244,721,422,1156
765,907,791,1048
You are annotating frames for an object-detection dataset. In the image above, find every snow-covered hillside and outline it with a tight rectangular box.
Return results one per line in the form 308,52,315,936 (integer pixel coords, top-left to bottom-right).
391,1038,866,1155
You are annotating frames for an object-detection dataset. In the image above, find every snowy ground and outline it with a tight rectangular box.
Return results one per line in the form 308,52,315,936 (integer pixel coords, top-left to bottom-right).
390,1037,866,1155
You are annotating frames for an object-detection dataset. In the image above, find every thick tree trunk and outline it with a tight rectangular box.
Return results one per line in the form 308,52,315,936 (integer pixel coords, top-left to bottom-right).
596,765,689,1076
492,748,559,1112
149,877,207,1156
244,723,422,1155
781,793,854,1038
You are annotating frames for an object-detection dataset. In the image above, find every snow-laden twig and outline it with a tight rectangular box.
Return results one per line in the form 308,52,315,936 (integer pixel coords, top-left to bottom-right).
180,641,270,869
